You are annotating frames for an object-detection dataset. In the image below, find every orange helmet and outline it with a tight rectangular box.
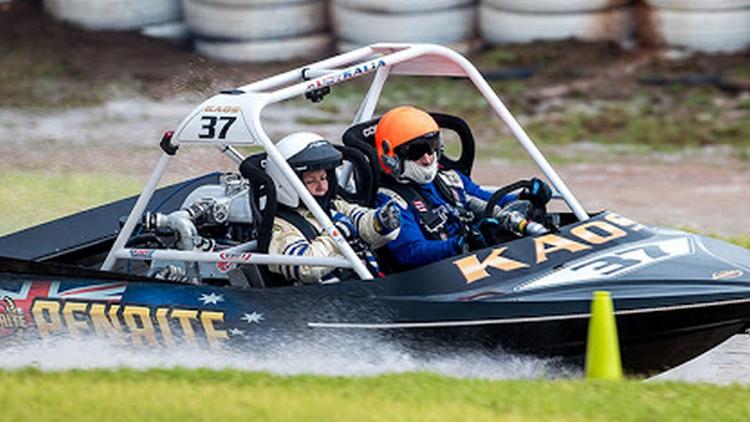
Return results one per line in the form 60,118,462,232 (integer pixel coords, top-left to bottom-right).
375,106,440,177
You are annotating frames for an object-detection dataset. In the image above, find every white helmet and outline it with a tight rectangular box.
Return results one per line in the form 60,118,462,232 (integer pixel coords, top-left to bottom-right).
266,132,342,208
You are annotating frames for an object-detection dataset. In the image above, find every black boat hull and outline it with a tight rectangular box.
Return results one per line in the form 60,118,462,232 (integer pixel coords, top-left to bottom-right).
1,260,749,375
2,209,750,375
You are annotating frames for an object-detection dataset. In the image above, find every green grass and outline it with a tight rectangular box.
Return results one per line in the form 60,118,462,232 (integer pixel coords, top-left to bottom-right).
1,368,749,421
728,236,750,250
0,171,141,235
0,46,113,109
296,75,750,162
294,115,342,125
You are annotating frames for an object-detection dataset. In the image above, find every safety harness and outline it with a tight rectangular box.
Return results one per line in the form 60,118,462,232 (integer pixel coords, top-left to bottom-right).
382,173,475,241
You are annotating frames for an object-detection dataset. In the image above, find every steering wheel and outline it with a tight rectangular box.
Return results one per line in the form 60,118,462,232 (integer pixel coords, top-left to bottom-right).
479,179,554,243
481,179,535,219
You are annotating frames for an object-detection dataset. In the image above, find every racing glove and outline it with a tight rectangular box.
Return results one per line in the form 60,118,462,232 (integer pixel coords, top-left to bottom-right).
520,177,553,208
332,212,358,240
373,199,401,235
332,212,372,255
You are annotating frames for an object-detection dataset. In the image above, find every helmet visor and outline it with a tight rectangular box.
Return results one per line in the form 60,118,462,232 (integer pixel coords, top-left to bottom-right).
395,131,441,161
287,140,343,173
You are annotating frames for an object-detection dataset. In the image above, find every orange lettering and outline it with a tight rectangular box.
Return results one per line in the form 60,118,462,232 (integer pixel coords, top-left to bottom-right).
534,235,590,263
453,247,529,283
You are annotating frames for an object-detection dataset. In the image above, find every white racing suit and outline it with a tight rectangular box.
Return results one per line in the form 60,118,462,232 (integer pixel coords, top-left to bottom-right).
268,198,399,284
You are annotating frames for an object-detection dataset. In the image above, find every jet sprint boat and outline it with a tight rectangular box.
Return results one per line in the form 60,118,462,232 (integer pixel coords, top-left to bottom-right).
1,43,749,374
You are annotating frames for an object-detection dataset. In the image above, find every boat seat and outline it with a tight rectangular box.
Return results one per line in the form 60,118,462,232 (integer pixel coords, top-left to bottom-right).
238,153,284,288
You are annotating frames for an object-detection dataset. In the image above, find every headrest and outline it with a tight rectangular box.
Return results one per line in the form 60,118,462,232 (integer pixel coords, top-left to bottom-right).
239,153,268,179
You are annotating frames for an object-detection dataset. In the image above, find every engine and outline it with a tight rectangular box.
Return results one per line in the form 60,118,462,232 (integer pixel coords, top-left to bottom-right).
139,173,256,285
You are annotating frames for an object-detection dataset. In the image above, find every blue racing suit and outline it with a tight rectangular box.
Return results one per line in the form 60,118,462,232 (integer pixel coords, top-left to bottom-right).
376,169,514,268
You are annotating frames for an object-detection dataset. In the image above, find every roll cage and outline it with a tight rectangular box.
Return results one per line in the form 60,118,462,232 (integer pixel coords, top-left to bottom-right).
101,43,589,280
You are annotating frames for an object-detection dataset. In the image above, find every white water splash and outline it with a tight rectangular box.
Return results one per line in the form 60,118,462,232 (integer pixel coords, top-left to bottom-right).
4,332,750,383
0,335,580,380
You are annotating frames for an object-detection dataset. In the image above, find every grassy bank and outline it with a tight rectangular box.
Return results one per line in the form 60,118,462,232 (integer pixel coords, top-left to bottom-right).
733,237,750,249
0,171,141,235
293,75,750,160
1,369,749,421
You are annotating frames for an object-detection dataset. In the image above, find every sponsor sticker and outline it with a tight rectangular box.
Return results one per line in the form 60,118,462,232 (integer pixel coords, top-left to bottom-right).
712,269,744,280
129,249,155,259
203,105,240,113
305,59,387,92
216,251,253,273
0,297,27,336
30,299,229,350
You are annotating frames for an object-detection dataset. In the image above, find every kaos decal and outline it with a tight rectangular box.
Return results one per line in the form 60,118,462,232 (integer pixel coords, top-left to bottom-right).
454,213,642,284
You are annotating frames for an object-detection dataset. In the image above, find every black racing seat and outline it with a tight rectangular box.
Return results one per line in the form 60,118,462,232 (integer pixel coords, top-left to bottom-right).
335,145,378,208
239,154,276,255
238,153,285,288
341,111,477,179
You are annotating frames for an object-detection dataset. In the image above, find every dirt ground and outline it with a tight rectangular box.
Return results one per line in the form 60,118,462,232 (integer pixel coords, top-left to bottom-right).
1,1,749,237
475,158,750,236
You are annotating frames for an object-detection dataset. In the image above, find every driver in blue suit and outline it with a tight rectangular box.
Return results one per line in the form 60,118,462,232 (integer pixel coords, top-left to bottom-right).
374,106,552,268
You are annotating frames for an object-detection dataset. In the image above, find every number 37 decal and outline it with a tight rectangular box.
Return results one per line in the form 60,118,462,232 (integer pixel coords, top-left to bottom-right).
198,115,237,139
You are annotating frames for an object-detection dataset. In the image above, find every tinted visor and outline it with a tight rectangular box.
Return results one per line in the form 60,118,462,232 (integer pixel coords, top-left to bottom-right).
395,131,441,161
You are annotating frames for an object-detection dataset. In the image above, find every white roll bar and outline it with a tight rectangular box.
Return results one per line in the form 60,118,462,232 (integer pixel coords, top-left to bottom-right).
102,43,589,277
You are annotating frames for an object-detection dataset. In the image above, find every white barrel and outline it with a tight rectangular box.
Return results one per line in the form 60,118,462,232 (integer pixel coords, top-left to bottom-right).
183,0,326,40
480,3,634,44
185,0,331,63
639,5,750,52
195,33,331,63
483,0,631,13
645,0,750,10
141,21,190,43
331,0,478,51
336,39,480,55
335,0,472,13
44,0,182,30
